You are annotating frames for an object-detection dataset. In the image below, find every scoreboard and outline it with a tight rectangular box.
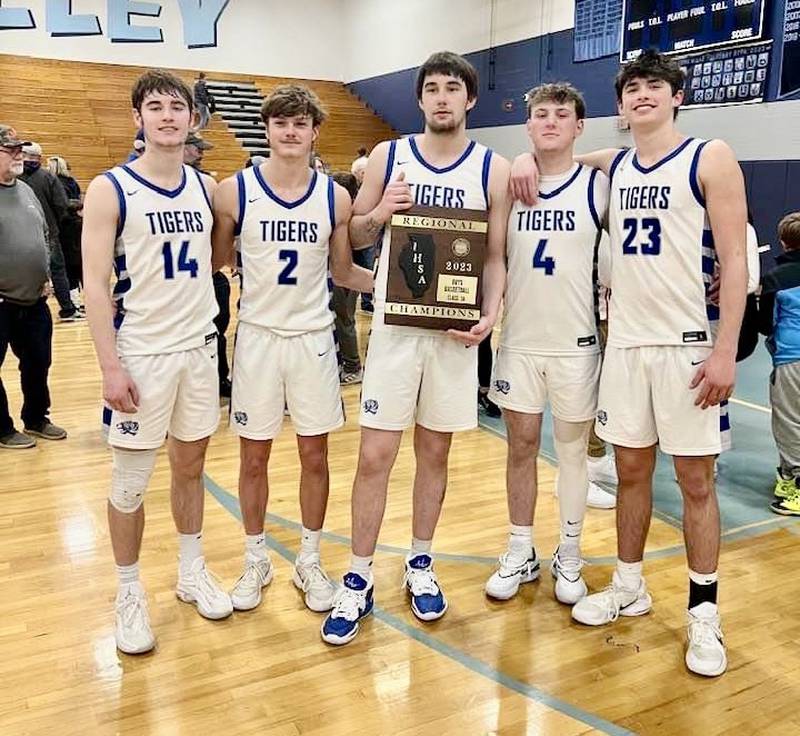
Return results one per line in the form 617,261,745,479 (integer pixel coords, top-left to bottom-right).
621,1,767,60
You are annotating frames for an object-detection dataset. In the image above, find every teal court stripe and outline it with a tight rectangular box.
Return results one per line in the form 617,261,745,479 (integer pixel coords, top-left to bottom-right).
205,474,796,571
477,348,790,534
477,417,683,531
204,473,634,736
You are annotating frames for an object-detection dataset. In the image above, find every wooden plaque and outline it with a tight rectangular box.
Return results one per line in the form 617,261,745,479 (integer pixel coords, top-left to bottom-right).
384,205,488,331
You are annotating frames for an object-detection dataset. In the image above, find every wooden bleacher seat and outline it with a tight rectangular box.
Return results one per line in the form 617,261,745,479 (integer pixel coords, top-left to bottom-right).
0,54,396,188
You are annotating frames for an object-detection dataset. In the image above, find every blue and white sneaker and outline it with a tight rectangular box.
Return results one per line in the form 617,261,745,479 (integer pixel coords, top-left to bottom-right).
403,553,448,621
320,572,374,645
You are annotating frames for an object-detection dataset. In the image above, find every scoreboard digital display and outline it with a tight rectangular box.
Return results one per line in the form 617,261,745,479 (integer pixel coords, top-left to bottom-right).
621,1,767,60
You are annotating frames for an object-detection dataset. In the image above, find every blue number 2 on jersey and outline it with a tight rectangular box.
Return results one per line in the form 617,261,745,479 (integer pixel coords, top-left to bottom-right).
532,238,555,275
278,249,298,285
622,217,661,256
162,240,198,279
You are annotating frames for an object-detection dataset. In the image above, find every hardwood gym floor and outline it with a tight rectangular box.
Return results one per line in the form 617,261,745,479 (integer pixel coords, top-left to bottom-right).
1,294,798,735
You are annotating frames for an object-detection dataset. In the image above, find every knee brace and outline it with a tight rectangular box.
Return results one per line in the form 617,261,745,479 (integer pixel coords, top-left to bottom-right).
109,447,157,513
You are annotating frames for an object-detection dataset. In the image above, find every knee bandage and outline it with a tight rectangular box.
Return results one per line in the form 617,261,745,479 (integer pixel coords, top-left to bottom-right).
109,447,157,513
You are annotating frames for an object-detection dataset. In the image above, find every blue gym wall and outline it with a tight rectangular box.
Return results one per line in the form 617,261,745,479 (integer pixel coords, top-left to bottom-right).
347,1,799,257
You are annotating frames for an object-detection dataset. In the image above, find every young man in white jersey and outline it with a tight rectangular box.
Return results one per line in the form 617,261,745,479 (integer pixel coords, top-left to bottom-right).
321,52,511,645
212,85,373,614
511,50,747,676
82,70,233,655
485,83,608,605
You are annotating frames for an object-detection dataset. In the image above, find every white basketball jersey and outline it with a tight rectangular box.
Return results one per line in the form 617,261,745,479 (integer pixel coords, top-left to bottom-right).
105,164,217,356
236,166,335,336
502,164,608,355
607,137,713,348
373,135,493,334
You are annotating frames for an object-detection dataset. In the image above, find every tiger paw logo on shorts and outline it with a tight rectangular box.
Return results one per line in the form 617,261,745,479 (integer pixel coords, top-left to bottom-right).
233,411,248,425
493,379,510,395
116,420,139,436
362,399,379,415
597,410,608,426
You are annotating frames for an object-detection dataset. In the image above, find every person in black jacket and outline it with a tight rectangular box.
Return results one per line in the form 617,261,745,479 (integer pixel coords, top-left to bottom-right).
20,142,81,321
193,72,212,129
759,212,800,514
47,156,83,309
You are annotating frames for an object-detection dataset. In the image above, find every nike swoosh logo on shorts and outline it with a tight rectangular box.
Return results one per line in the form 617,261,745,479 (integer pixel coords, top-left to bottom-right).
691,360,705,366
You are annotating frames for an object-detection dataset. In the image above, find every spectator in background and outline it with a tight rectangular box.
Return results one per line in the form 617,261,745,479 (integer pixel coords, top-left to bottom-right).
477,334,500,418
350,147,375,313
127,129,145,162
351,147,368,185
0,125,67,449
47,155,83,311
183,132,231,398
331,171,363,384
194,72,212,129
20,141,81,322
311,153,327,173
184,131,214,174
760,212,800,515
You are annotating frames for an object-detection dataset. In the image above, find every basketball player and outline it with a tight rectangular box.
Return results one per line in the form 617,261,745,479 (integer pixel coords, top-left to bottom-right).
82,70,232,655
212,85,373,614
485,83,607,605
321,52,511,645
510,50,747,676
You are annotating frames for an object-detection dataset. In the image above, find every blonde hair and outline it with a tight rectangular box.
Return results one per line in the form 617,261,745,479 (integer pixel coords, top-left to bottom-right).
47,156,69,177
778,212,800,251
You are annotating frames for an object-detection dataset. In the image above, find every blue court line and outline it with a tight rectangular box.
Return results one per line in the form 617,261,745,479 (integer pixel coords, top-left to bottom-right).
204,475,796,572
477,416,684,530
203,473,633,736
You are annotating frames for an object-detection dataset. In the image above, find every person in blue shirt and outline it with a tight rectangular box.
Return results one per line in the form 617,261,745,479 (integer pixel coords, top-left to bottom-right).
759,212,800,514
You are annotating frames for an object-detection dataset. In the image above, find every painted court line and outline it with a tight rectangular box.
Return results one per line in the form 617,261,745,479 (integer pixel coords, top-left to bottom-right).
477,419,684,530
204,473,633,736
205,475,796,571
729,397,771,414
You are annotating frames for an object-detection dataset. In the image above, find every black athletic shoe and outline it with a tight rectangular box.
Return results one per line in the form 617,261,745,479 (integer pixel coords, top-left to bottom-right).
478,390,501,418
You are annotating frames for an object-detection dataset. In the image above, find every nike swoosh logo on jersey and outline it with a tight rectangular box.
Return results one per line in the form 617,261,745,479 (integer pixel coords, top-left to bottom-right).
396,161,408,165
318,349,331,357
126,189,139,196
248,197,260,203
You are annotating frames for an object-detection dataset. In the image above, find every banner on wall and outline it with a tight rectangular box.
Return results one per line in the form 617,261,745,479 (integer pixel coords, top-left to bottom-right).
574,0,623,62
678,40,772,108
0,0,231,48
779,0,800,98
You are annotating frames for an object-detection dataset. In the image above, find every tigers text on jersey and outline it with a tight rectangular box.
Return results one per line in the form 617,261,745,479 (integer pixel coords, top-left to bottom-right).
502,163,607,355
373,135,493,334
104,164,217,356
607,137,714,348
235,166,335,336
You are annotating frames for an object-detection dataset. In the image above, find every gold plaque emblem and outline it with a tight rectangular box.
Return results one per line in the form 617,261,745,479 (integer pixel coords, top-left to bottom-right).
451,237,471,258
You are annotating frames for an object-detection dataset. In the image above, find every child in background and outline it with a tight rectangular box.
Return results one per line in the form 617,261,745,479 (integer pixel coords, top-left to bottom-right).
759,212,800,514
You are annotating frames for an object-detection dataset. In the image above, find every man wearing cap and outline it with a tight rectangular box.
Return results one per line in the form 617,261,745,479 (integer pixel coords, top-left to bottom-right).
184,132,213,174
184,132,230,397
0,125,67,449
20,141,81,322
